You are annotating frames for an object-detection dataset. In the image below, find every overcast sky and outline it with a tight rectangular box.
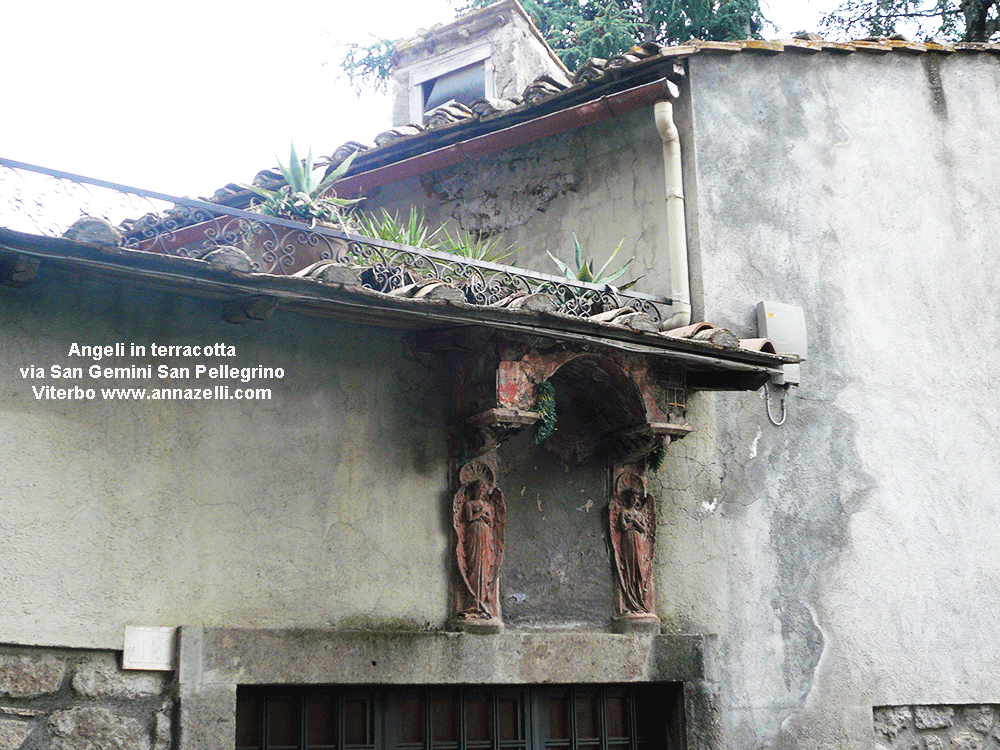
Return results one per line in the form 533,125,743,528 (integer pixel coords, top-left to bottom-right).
2,0,829,199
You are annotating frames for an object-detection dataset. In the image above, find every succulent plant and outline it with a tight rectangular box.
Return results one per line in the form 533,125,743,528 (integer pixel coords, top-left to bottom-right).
246,144,358,227
547,234,639,289
355,208,518,265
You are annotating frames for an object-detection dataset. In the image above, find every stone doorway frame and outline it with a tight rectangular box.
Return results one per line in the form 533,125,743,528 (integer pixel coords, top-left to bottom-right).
176,626,720,750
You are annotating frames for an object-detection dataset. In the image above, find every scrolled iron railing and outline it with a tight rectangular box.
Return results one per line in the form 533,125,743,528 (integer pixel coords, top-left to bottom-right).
0,158,670,321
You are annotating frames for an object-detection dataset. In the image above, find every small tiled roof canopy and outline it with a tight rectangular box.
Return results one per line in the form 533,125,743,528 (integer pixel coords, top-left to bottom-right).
0,223,793,391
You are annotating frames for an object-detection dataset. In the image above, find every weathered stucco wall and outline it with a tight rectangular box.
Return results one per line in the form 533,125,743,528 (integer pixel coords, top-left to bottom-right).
685,51,1000,748
0,270,450,650
368,47,1000,750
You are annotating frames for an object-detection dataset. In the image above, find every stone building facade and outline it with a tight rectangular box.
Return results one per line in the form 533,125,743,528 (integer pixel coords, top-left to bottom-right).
2,5,1000,750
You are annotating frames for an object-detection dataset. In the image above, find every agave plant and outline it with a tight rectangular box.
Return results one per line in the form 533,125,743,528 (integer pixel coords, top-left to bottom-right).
355,208,518,265
355,207,443,249
547,234,640,289
247,144,358,227
437,225,517,265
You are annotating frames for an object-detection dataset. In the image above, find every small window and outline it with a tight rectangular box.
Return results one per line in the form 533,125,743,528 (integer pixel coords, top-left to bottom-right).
236,684,684,750
403,44,495,124
422,62,487,113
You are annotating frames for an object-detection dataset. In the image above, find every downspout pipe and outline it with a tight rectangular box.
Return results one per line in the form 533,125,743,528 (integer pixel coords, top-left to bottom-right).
654,100,692,329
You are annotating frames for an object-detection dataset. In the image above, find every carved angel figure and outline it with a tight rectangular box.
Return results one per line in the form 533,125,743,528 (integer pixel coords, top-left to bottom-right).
609,469,656,615
453,461,506,620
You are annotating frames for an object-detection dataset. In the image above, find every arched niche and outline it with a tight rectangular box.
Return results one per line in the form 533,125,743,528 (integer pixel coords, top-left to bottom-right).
449,338,691,633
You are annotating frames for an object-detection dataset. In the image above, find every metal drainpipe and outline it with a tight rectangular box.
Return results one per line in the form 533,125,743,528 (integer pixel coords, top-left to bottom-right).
653,100,692,329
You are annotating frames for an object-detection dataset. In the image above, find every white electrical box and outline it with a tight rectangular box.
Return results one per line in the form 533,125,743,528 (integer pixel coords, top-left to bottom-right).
123,626,176,671
756,301,807,385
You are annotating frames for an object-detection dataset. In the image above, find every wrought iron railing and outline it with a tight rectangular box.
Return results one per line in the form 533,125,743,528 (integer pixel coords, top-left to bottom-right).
0,158,670,321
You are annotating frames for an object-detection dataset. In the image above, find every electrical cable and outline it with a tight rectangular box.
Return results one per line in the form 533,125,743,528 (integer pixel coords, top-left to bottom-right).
765,383,787,427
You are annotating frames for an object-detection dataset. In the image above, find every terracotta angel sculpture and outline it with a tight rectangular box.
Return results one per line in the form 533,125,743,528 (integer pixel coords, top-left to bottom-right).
609,469,656,616
452,461,505,621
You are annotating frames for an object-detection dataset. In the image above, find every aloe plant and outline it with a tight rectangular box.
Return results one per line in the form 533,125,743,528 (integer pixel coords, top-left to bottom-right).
246,144,358,226
547,234,640,289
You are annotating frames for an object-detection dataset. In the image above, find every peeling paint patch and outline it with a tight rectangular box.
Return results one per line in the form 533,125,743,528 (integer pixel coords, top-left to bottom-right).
750,426,763,459
700,497,721,517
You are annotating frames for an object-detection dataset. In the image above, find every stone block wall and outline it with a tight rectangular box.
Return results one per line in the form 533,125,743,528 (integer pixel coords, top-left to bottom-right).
0,645,173,750
875,705,1000,750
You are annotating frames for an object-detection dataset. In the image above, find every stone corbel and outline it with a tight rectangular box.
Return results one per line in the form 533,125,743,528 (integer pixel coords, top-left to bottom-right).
609,422,694,466
462,408,541,459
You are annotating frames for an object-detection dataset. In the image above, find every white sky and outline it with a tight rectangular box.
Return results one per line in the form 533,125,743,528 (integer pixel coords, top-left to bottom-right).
2,0,828,199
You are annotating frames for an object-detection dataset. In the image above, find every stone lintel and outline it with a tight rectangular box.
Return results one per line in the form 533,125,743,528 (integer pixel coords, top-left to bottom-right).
178,626,714,687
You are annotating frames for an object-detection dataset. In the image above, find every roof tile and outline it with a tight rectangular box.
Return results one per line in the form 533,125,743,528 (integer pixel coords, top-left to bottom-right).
740,40,784,54
782,38,824,53
690,40,743,53
884,39,929,53
470,97,521,117
852,40,893,53
820,41,858,53
924,40,957,53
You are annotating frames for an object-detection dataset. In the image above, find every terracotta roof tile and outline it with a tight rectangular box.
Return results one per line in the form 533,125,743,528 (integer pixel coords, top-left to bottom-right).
606,52,644,68
663,322,716,338
851,40,893,53
690,40,743,53
631,41,664,58
782,39,824,53
373,126,424,148
522,74,568,104
739,338,777,354
424,103,476,128
470,97,521,117
740,40,784,54
820,41,858,53
572,58,608,83
884,39,928,53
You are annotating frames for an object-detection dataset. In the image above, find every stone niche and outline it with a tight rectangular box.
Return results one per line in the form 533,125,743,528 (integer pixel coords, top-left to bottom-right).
443,333,690,634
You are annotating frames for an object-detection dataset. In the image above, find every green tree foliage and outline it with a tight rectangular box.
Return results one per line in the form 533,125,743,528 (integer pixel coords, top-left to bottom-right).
338,37,399,95
471,0,766,71
338,0,766,93
819,0,999,42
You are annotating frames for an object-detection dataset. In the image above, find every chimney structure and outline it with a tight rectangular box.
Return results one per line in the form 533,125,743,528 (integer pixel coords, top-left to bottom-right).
390,0,571,127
